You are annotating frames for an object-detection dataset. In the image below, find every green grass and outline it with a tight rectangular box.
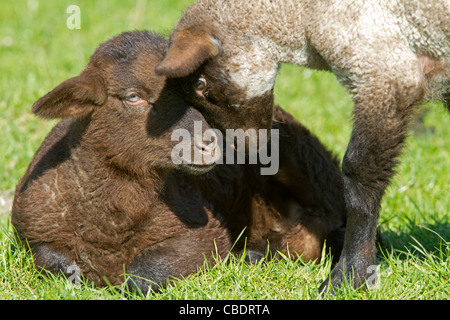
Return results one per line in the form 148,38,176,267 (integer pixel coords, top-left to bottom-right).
0,1,449,300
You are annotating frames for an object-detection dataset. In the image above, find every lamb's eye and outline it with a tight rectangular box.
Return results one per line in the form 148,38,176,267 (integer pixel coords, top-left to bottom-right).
193,77,207,96
125,93,144,105
126,93,140,102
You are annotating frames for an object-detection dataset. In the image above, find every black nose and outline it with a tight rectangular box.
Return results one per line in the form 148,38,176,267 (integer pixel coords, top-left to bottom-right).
194,138,218,161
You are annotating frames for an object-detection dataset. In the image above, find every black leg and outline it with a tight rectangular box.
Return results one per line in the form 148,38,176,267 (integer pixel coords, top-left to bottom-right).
31,243,73,276
126,230,231,295
319,77,422,293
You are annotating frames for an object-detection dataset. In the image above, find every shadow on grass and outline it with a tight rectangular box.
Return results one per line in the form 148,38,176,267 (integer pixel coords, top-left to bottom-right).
379,218,449,260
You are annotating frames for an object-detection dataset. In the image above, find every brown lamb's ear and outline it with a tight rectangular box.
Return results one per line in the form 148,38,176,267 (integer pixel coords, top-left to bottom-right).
155,26,220,78
32,68,107,119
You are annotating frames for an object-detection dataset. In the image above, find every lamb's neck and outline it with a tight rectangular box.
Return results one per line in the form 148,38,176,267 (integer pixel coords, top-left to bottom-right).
206,0,309,65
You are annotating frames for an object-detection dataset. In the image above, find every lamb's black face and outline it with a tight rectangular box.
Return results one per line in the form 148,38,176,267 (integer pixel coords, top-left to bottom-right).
168,60,274,155
154,24,276,152
179,63,274,131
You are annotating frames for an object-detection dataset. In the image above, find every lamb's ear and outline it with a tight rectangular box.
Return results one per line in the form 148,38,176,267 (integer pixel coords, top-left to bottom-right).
32,68,107,119
155,26,220,78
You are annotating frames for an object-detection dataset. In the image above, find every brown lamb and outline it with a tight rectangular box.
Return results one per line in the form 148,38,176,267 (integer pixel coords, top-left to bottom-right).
11,31,346,294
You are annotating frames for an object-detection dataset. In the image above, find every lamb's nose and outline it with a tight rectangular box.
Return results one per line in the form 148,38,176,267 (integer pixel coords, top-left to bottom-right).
194,138,220,164
195,139,216,156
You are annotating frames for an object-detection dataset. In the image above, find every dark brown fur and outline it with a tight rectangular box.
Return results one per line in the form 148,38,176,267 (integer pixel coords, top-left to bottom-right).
12,31,345,294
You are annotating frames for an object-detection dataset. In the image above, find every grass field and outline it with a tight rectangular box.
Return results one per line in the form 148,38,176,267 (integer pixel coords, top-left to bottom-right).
0,1,448,300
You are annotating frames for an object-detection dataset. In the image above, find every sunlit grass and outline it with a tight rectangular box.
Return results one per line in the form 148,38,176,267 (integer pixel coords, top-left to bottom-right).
0,0,448,300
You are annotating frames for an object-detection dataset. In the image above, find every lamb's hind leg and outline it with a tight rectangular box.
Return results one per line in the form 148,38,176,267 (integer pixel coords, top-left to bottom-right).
126,228,231,294
31,243,74,277
319,67,425,293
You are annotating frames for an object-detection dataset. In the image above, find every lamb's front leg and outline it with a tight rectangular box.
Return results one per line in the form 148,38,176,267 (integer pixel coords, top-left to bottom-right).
319,73,424,293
